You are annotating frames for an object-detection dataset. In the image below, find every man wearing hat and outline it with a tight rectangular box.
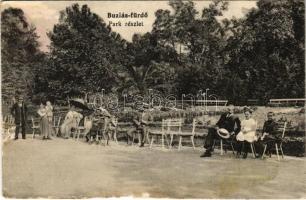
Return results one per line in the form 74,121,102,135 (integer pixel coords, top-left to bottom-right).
11,95,28,140
200,104,241,157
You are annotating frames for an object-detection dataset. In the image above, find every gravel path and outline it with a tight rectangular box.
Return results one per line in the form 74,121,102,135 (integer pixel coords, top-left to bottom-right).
2,138,306,198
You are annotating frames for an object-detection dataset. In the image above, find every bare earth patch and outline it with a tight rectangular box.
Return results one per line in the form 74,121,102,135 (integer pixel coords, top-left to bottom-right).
2,138,306,198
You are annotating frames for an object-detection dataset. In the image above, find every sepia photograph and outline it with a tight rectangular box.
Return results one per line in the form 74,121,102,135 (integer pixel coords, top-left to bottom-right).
1,0,305,198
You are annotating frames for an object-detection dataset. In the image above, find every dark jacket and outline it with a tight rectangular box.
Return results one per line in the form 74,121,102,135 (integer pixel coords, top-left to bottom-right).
262,119,278,136
216,112,241,134
11,102,27,125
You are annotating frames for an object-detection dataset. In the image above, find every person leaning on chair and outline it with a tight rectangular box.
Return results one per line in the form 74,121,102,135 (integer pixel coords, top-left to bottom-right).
200,104,241,158
255,111,278,157
11,95,28,140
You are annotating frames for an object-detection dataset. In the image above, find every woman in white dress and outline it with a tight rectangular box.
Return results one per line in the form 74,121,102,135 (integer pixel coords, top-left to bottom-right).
60,105,83,139
236,108,257,158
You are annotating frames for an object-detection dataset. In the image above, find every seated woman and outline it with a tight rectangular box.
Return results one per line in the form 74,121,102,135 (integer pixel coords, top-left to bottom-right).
236,107,257,158
60,105,83,139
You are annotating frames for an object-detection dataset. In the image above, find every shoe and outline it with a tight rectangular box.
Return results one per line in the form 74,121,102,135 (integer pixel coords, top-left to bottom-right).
139,143,144,147
200,151,212,157
22,138,26,140
14,138,18,140
47,137,52,140
42,137,46,140
242,153,248,159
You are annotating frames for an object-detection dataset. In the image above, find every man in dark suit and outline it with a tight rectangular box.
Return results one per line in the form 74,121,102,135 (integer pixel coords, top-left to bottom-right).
200,104,241,157
11,96,28,140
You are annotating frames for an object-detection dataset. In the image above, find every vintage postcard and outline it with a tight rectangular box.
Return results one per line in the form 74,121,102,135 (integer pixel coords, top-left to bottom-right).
1,0,305,199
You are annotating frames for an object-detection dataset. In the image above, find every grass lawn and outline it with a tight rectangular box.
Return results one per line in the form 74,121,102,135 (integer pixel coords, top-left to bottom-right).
2,137,306,198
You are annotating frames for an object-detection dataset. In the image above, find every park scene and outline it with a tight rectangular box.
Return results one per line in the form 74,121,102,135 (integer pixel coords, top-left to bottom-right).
1,0,305,198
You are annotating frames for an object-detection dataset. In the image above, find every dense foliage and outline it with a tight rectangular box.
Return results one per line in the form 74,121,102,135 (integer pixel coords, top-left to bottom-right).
1,0,304,105
1,8,44,101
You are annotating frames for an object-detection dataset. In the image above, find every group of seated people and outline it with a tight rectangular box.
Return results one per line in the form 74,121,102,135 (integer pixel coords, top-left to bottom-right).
59,102,282,159
201,104,280,159
59,104,117,144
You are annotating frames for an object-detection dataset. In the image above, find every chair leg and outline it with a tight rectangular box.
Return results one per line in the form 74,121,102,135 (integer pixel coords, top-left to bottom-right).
169,134,173,149
77,130,80,141
262,145,267,159
114,130,118,144
220,140,223,155
150,136,154,149
280,144,284,159
164,134,170,147
178,136,182,151
212,140,216,152
250,143,255,158
230,142,236,155
138,133,141,146
131,133,135,146
191,136,195,150
32,129,35,139
146,131,150,144
275,143,280,161
161,134,164,149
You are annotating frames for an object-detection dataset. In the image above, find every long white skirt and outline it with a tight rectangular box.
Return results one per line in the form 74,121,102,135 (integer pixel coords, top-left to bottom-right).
236,131,258,143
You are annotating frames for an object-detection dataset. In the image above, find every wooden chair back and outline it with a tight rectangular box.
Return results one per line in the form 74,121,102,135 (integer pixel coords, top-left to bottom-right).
165,118,182,134
277,121,287,139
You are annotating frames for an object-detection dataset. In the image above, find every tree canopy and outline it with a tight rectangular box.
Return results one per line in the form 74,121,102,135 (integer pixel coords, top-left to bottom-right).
1,7,44,101
2,0,305,105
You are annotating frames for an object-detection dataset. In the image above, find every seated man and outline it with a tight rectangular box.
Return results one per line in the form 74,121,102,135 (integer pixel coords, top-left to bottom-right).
200,104,241,158
128,105,151,147
86,107,111,143
255,111,278,157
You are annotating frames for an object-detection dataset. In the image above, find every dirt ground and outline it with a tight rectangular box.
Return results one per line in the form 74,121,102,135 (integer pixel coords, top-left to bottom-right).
2,138,306,199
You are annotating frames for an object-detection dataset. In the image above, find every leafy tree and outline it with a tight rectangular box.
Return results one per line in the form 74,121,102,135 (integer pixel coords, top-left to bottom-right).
152,0,230,98
39,4,126,100
120,32,178,95
226,0,305,104
1,7,44,101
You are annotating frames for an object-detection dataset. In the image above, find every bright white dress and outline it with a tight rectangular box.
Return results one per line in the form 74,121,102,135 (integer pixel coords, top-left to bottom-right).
236,118,257,142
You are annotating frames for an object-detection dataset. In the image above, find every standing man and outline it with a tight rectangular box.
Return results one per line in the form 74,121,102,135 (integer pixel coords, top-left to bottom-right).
200,104,241,157
11,95,28,140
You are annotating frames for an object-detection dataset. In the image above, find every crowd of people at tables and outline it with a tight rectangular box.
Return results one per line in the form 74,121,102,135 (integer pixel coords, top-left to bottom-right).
10,95,282,159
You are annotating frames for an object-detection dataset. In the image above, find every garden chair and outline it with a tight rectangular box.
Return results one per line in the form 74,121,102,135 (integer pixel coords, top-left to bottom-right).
149,119,167,149
213,135,236,156
31,117,40,138
53,116,62,137
167,118,183,149
75,116,96,141
178,119,197,150
262,122,287,161
3,115,15,142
